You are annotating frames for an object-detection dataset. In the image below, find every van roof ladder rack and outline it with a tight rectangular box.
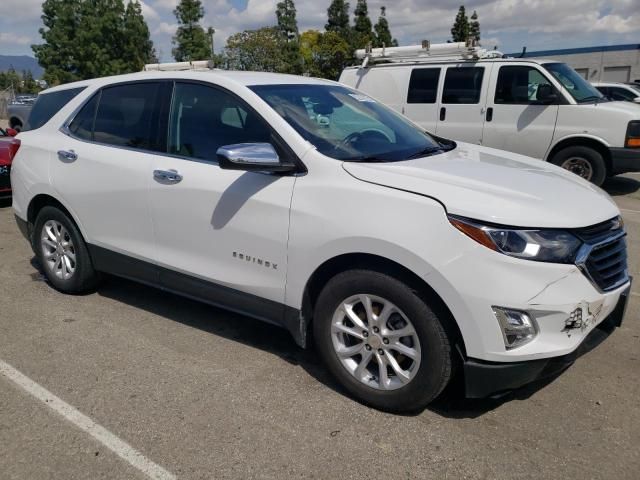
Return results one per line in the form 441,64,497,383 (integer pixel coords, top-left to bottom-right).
356,40,504,68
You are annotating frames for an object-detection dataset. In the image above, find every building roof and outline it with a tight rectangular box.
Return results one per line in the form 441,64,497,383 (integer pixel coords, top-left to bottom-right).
509,43,640,58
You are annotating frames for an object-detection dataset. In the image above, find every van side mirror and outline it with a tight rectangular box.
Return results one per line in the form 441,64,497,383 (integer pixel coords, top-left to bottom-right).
216,143,296,173
536,84,558,104
633,97,640,104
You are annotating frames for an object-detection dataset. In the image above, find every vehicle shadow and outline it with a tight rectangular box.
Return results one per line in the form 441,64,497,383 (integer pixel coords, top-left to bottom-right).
28,258,615,419
603,175,640,197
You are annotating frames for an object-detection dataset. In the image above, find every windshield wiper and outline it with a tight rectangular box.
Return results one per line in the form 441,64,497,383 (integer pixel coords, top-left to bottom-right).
407,146,444,159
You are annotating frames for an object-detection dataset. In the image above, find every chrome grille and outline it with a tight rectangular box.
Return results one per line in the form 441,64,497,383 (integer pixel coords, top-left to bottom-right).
575,217,628,292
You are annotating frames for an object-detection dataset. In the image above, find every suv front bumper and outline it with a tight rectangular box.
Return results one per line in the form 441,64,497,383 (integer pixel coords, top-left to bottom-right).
610,147,640,174
463,283,631,398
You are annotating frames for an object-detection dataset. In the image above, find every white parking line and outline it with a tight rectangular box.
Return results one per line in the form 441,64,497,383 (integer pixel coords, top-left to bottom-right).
621,208,640,215
0,359,176,480
632,292,639,298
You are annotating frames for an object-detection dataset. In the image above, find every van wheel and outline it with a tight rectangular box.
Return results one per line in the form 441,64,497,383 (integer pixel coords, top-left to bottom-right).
313,270,452,412
33,206,100,293
550,146,606,186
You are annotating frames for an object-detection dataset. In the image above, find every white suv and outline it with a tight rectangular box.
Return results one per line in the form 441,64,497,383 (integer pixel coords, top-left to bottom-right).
11,70,631,412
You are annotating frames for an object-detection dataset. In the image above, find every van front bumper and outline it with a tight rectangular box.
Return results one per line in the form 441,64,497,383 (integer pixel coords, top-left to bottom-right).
463,283,631,398
610,147,640,174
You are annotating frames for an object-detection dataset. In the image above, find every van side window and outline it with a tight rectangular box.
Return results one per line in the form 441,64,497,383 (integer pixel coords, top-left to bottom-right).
169,82,272,161
442,67,484,104
68,93,99,141
93,82,164,151
495,66,554,104
407,68,440,104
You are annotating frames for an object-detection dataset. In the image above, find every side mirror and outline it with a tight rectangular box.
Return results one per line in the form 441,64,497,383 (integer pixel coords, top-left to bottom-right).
5,128,18,137
633,97,640,104
536,84,558,104
216,143,296,173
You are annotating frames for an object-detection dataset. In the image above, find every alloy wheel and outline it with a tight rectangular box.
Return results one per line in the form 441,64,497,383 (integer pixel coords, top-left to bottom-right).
331,294,421,390
41,220,76,280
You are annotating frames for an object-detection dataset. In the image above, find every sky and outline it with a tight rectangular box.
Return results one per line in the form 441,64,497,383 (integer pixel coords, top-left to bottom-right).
0,0,638,61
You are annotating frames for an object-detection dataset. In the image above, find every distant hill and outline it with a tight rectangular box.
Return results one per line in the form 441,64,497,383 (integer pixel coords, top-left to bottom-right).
0,56,44,79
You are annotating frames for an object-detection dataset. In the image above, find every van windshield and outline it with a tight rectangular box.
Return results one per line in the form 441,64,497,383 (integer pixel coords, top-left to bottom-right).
250,84,452,162
543,63,605,103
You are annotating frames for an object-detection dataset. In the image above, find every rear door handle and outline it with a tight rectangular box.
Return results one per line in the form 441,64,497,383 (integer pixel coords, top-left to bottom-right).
486,107,494,122
57,149,77,162
153,169,183,184
439,107,446,121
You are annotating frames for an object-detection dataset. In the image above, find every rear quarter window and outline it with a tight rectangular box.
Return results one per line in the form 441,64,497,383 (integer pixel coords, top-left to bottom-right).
25,87,86,131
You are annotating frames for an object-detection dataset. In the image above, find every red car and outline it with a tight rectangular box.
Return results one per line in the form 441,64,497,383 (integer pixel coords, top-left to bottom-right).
0,127,20,199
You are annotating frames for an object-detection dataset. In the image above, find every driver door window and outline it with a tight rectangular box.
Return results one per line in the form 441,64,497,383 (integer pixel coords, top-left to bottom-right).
495,66,554,104
169,83,272,161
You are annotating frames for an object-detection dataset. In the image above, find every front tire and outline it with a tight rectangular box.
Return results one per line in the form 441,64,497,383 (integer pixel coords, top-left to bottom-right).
550,145,607,186
33,206,100,293
313,270,452,412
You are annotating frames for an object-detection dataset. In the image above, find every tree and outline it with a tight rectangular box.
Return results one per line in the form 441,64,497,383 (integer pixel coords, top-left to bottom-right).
451,5,469,43
276,0,302,74
172,0,212,61
326,0,350,37
32,0,156,85
299,30,350,80
123,1,157,69
469,10,480,43
353,0,373,48
223,27,288,73
21,70,39,94
373,6,398,48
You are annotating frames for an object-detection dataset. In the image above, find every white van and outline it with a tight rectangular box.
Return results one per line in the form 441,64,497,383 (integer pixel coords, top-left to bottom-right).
339,43,640,185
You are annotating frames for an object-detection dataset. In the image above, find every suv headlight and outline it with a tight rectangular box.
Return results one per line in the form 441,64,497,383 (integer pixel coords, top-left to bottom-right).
449,215,582,263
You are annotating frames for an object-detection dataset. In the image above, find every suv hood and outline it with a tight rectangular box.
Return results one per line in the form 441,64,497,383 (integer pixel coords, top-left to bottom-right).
342,142,619,228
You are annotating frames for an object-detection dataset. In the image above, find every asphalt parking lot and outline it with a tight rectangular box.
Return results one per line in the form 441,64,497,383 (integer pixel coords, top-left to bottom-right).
1,175,639,480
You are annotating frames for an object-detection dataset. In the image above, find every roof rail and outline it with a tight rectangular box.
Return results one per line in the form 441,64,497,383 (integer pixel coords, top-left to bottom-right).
355,40,503,68
143,60,214,72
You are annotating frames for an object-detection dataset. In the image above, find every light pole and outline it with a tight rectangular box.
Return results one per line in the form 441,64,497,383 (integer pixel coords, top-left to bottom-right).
208,27,215,64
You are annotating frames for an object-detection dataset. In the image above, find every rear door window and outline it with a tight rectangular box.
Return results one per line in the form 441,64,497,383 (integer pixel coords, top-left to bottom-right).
68,93,99,140
442,67,484,104
25,87,86,130
93,82,166,151
407,68,440,104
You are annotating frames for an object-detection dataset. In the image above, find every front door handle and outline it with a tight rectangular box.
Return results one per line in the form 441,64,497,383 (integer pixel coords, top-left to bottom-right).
486,107,494,122
57,149,77,162
153,169,183,184
439,107,446,121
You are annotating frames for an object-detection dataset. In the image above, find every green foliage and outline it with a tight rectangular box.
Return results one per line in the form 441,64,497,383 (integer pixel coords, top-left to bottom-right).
223,27,289,73
353,0,373,48
326,0,350,38
276,0,303,74
32,0,156,85
299,30,351,80
469,10,480,43
373,6,398,48
451,5,469,43
123,1,157,69
172,0,212,62
0,68,24,91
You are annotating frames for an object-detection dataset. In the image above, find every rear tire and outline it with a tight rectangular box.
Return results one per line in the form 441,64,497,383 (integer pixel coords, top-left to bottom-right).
550,145,607,186
313,269,452,412
33,206,100,293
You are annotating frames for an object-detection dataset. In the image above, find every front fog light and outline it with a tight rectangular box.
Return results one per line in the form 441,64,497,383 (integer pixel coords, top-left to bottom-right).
492,307,538,349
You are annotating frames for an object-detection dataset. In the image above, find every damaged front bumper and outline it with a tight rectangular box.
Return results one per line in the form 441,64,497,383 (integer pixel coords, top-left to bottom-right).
463,280,631,398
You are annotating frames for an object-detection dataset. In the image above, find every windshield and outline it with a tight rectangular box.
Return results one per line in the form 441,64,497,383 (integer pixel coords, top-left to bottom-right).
250,84,450,161
543,63,604,103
